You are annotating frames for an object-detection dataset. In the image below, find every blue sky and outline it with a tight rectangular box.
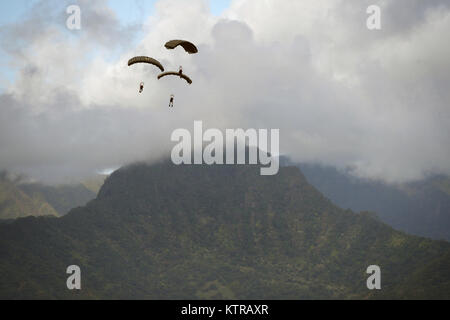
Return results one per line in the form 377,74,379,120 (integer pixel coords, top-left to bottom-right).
0,0,232,91
107,0,231,23
0,0,39,26
0,0,39,91
0,0,231,26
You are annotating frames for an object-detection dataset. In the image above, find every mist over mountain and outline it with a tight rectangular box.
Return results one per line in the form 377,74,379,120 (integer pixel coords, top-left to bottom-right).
0,0,449,303
1,160,449,299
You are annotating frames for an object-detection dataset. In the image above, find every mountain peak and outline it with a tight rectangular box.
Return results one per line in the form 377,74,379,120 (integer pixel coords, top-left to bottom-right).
1,160,449,299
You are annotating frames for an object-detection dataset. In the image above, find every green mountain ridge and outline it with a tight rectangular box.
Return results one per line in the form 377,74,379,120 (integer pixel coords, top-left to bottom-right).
19,183,97,217
0,161,449,299
0,178,58,219
0,174,98,220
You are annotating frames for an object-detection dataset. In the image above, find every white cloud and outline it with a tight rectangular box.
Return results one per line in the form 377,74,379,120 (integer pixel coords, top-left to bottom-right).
1,0,449,183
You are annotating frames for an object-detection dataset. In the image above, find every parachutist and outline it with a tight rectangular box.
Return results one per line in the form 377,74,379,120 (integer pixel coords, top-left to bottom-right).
169,94,174,108
128,56,165,95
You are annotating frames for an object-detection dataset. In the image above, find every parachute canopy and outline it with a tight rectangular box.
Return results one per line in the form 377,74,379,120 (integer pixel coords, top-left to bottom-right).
164,40,198,54
128,56,164,72
157,71,193,85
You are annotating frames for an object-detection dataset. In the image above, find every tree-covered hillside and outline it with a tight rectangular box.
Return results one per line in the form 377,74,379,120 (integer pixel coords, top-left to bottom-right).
18,183,96,216
0,172,97,219
0,161,449,299
0,177,58,219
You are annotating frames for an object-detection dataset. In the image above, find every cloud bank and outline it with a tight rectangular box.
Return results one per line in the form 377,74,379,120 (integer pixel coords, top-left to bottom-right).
0,0,449,183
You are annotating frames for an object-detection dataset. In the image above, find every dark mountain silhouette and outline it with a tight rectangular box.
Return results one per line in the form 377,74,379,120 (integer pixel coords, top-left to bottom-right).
297,163,450,241
0,160,449,299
